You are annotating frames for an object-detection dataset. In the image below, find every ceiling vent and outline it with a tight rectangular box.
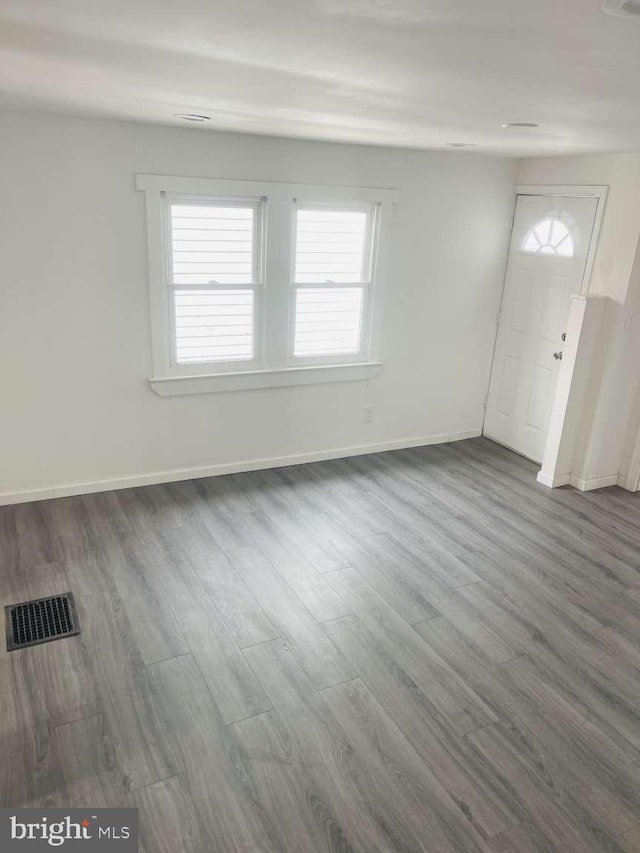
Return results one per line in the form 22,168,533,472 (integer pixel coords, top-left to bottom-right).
602,0,640,17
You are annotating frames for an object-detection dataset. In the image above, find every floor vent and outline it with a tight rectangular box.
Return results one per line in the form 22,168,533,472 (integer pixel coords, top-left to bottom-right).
5,592,80,651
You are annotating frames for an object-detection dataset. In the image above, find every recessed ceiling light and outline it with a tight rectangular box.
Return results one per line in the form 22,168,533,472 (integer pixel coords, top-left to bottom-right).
602,0,640,17
446,142,477,148
174,113,211,122
502,122,539,129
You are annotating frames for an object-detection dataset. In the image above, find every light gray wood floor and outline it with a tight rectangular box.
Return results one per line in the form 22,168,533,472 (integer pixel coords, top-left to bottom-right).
2,437,640,852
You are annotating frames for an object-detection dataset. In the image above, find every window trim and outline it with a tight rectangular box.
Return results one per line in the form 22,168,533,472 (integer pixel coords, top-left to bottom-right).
137,174,397,395
149,361,384,396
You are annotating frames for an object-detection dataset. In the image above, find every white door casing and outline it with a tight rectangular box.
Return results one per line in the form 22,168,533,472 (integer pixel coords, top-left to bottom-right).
484,193,599,463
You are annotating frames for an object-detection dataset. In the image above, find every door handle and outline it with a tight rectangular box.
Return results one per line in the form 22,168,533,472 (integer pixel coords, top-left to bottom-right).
553,351,563,360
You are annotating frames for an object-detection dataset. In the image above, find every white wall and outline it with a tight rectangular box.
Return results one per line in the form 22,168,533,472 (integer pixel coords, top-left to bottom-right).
0,110,516,501
518,153,640,487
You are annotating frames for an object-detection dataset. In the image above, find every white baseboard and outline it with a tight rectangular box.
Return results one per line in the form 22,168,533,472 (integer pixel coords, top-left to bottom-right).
538,469,621,492
569,473,619,492
448,428,483,442
536,471,570,488
0,427,482,506
617,473,639,491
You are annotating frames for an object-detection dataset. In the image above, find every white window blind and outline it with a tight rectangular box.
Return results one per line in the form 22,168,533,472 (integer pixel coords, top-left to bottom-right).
292,205,374,359
294,288,363,356
169,201,260,365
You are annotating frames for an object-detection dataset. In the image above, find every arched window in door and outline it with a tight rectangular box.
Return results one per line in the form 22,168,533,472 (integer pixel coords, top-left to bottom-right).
521,214,575,257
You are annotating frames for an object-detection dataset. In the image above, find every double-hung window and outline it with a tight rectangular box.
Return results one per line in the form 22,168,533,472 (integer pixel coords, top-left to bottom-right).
169,197,263,368
291,202,375,363
137,175,396,395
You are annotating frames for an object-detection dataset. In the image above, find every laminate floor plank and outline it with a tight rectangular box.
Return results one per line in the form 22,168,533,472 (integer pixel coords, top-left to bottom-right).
417,605,640,760
231,709,356,852
164,480,252,550
127,775,209,853
104,531,190,666
363,536,516,663
488,821,559,853
387,448,485,517
438,447,640,593
122,529,272,724
369,529,481,588
7,633,98,728
181,607,273,725
0,559,72,613
485,592,640,751
264,507,351,574
242,640,392,853
0,505,18,587
308,473,389,538
45,496,122,597
452,440,634,532
311,457,375,498
144,654,276,853
323,613,522,838
320,677,492,852
345,452,468,528
115,484,187,535
467,720,632,852
51,712,127,807
623,825,640,852
498,655,640,798
254,467,319,517
13,500,59,570
476,708,619,811
0,655,69,808
200,471,257,517
326,569,500,730
75,591,177,792
163,523,279,649
244,637,444,852
358,487,482,558
308,512,441,624
81,490,136,537
3,436,640,852
413,616,526,722
476,516,625,641
267,464,336,514
458,543,609,640
232,511,352,622
227,545,354,689
460,446,640,553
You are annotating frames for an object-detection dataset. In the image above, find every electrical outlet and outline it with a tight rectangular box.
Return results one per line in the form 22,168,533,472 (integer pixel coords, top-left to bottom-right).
363,404,375,424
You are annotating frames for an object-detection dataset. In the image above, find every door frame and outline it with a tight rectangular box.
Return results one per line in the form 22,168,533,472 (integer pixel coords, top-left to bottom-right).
482,184,609,444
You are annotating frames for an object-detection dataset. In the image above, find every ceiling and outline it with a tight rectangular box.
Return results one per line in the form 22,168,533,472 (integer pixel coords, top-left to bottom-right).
1,0,640,156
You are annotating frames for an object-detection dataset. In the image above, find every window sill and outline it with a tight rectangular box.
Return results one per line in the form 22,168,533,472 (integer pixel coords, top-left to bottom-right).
149,362,383,396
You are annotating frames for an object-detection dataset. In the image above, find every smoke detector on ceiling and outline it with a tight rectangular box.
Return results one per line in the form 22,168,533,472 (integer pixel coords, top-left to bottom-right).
602,0,640,18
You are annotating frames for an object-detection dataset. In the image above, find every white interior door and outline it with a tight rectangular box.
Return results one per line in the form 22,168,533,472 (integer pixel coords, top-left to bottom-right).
484,194,599,463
